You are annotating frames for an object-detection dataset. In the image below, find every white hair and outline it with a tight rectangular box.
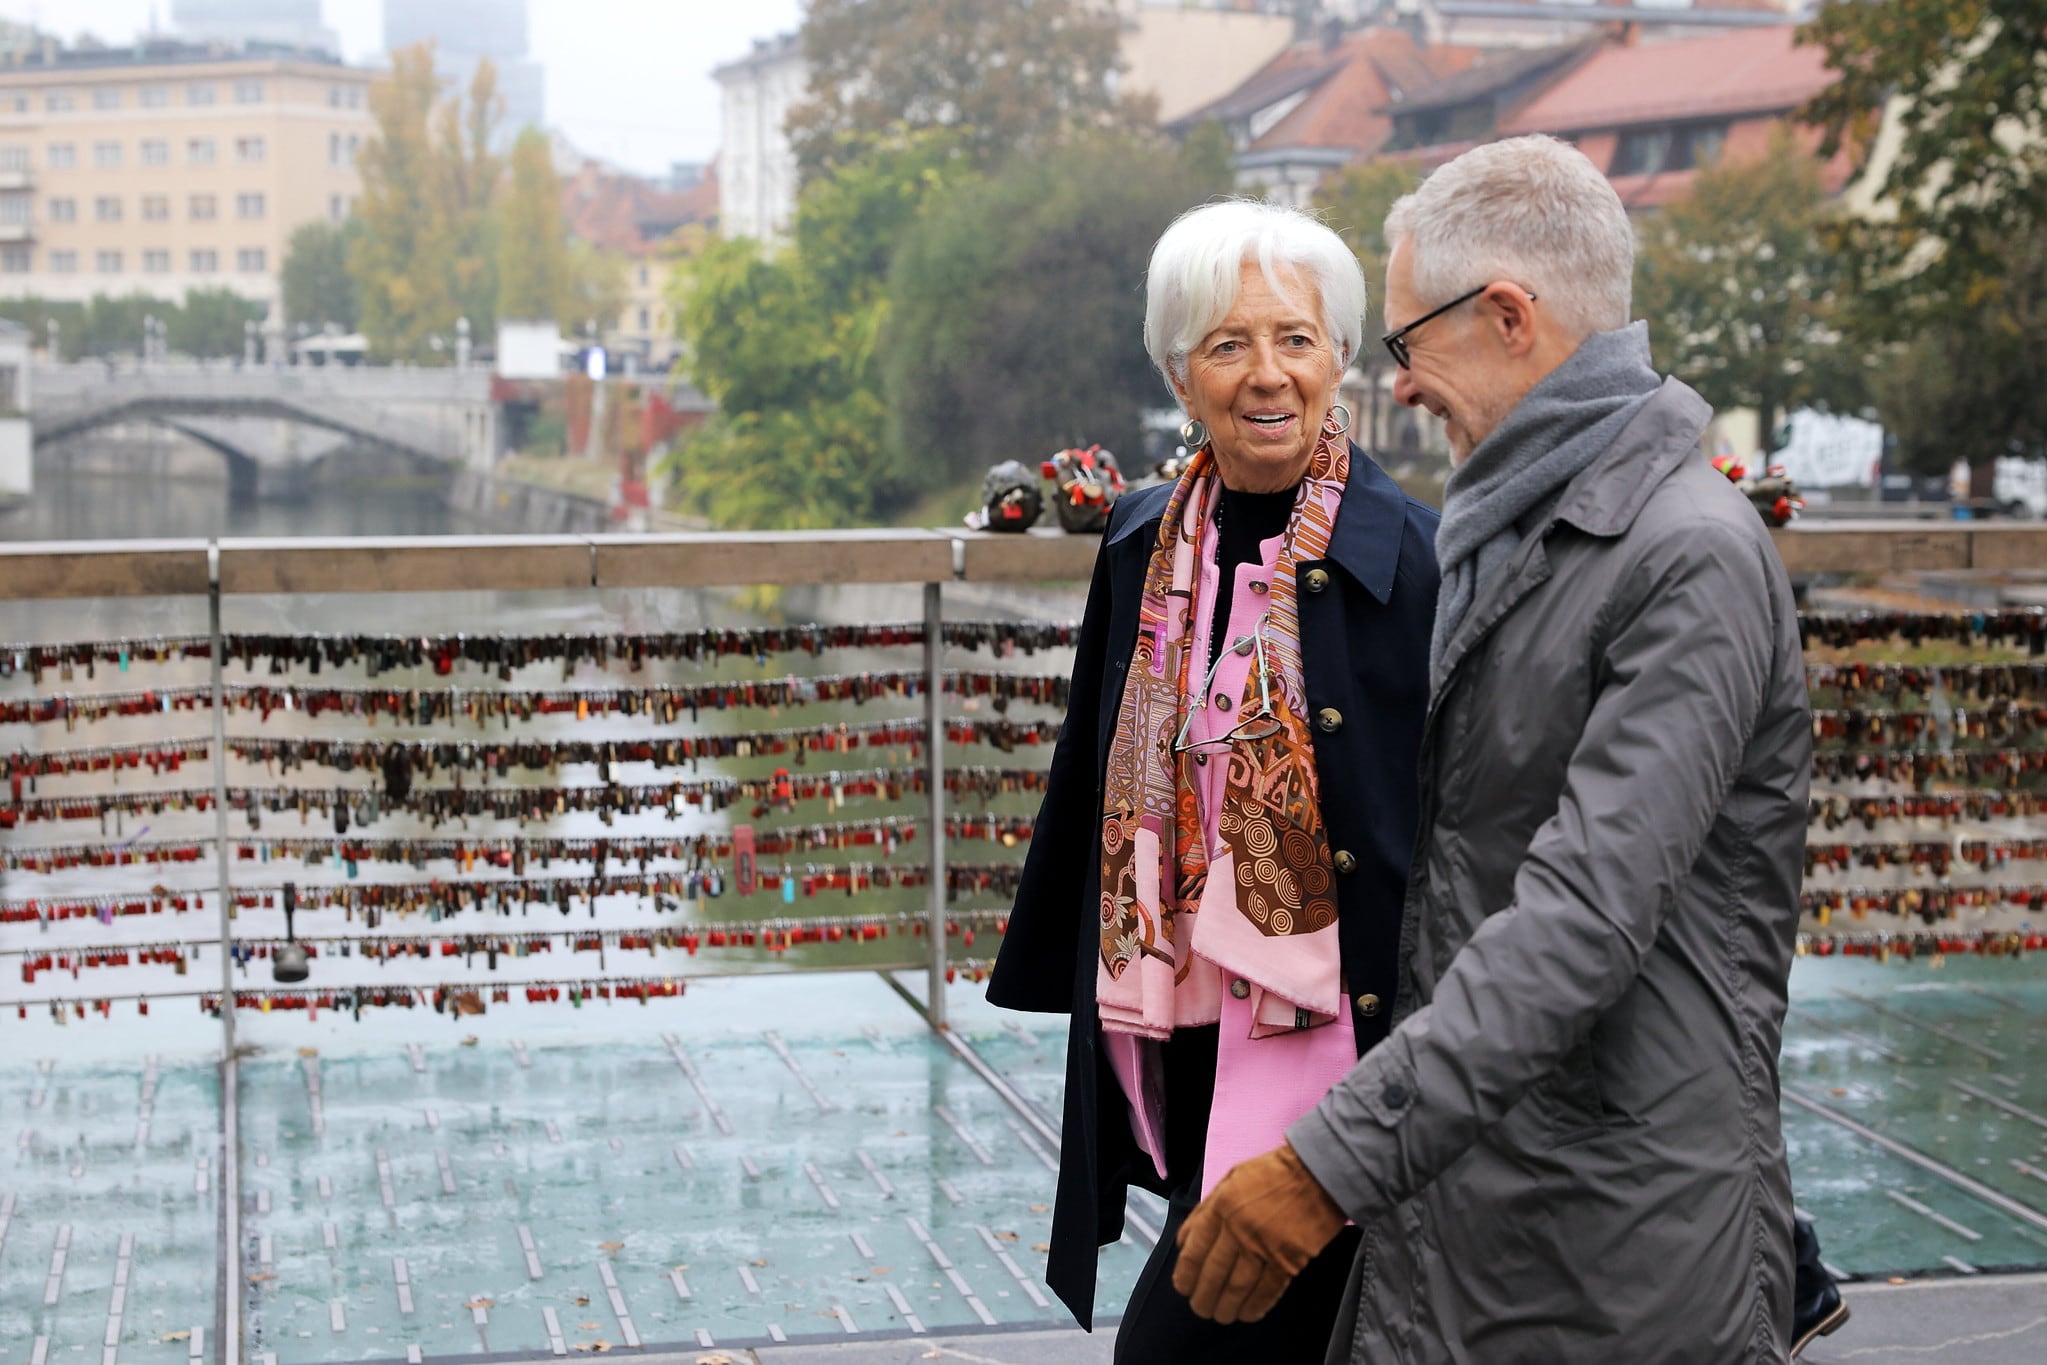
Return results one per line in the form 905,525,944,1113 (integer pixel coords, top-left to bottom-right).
1384,134,1633,341
1143,198,1365,400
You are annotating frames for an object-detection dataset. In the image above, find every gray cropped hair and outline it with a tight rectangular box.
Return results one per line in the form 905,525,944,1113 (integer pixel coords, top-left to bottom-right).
1385,135,1633,341
1143,198,1365,399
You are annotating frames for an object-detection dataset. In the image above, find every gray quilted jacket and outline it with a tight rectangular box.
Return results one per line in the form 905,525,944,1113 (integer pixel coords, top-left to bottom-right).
1288,379,1810,1364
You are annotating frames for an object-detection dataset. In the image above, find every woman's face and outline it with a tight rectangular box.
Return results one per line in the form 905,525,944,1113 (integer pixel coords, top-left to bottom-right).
1172,258,1344,493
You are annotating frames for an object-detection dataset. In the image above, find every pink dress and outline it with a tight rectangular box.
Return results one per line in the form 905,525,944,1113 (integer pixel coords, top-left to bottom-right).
1106,520,1359,1199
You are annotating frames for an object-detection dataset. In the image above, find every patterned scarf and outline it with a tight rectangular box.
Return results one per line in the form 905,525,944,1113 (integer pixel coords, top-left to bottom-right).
1097,417,1348,1040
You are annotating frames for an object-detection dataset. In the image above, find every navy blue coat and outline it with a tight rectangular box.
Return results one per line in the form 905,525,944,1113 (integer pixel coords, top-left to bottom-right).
986,447,1442,1329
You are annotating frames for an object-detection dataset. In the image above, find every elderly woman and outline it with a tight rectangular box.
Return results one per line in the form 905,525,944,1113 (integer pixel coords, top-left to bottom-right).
987,199,1440,1359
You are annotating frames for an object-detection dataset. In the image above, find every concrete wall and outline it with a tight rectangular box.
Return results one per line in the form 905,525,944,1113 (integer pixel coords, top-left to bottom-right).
448,467,612,535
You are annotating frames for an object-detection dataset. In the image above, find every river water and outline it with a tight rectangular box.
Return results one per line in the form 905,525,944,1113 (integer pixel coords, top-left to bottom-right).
0,469,474,541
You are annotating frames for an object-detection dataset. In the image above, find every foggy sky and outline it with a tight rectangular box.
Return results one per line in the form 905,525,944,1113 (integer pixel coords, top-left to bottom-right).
0,0,805,175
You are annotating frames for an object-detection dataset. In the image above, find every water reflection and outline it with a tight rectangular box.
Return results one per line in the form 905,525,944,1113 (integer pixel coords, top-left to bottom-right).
0,470,475,542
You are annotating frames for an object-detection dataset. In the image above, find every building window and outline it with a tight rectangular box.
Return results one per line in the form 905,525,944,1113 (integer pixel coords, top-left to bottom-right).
93,87,121,111
47,143,76,170
94,141,122,169
140,139,168,167
47,197,75,223
235,136,265,164
637,266,650,287
1,246,30,274
143,249,170,274
95,196,122,223
142,194,169,221
347,134,360,159
327,193,346,221
3,96,24,114
234,80,264,105
329,131,342,165
1612,123,1730,178
638,307,651,330
236,247,266,273
190,193,217,221
188,138,216,165
140,85,169,109
45,92,74,112
50,249,77,274
236,192,265,219
0,146,27,172
187,84,216,106
96,249,122,274
189,248,218,274
0,195,27,225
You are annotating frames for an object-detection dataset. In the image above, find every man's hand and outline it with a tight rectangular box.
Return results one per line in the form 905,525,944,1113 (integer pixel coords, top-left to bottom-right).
1171,1141,1347,1323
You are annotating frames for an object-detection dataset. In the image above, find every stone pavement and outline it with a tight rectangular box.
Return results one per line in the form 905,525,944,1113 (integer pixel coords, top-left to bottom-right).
618,1271,2047,1364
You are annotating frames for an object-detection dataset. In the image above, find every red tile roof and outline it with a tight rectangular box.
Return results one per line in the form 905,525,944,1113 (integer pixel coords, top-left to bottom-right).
1255,28,1481,154
562,163,718,256
1499,24,1836,136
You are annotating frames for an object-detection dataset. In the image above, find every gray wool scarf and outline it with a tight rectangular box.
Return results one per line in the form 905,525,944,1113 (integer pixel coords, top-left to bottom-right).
1429,321,1662,691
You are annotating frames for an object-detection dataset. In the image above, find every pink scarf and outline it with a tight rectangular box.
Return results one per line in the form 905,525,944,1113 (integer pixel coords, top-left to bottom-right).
1097,418,1349,1040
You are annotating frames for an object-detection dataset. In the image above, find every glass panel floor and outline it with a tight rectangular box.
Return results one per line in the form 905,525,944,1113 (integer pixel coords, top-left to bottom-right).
1,958,2042,1362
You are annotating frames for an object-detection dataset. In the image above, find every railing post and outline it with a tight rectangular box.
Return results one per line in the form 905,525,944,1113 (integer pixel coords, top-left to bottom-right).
207,542,242,1364
924,580,948,1030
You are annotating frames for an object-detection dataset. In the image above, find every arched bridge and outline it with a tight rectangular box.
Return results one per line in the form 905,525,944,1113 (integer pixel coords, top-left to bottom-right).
32,365,499,495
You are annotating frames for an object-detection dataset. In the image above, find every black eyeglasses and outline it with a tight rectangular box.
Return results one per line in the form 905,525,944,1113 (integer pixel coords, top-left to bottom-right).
1381,284,1536,369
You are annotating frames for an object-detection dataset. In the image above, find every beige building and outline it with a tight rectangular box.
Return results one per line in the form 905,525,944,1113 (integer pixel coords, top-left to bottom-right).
0,39,374,315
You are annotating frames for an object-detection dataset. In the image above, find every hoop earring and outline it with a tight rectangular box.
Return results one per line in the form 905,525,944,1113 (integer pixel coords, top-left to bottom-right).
1327,403,1352,438
1179,417,1209,450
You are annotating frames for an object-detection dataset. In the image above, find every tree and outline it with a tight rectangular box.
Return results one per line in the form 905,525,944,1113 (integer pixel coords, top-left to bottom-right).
565,240,628,339
350,43,504,362
1314,159,1420,451
1632,127,1868,449
170,287,266,359
497,128,573,324
281,220,361,332
1868,227,2047,473
882,135,1232,491
1800,0,2047,311
786,0,1154,183
667,129,969,528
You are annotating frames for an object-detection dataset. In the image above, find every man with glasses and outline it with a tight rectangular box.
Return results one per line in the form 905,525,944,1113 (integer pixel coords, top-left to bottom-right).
1172,135,1840,1361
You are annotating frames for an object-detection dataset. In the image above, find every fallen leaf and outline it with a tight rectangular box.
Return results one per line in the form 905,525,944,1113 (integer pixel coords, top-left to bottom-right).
1031,1243,1050,1253
465,1297,494,1310
696,1355,738,1365
573,1294,590,1306
1888,1276,1908,1285
461,1034,480,1046
600,1240,624,1252
161,1331,191,1343
995,1230,1018,1241
1028,1204,1049,1213
246,1272,275,1283
296,1047,319,1058
671,1263,690,1273
571,1342,612,1354
579,1323,601,1331
1830,1088,1847,1096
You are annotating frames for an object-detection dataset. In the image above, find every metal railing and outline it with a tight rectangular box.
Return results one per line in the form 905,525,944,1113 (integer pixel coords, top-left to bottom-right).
4,519,2047,1363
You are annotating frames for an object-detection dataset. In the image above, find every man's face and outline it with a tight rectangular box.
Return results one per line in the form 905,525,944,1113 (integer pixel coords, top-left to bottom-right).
1385,241,1509,467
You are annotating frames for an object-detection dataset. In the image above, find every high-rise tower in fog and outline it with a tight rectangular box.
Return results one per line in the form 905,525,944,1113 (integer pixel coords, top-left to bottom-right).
382,0,545,146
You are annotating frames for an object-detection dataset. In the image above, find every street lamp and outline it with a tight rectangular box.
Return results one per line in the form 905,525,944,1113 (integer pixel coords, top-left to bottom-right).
455,316,471,371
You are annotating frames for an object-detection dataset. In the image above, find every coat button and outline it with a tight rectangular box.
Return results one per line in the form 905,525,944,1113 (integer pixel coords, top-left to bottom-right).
1333,849,1357,874
1249,580,1269,595
1316,707,1343,733
1354,993,1381,1017
1214,693,1233,712
1381,1081,1409,1108
1229,978,1250,1000
1303,568,1330,594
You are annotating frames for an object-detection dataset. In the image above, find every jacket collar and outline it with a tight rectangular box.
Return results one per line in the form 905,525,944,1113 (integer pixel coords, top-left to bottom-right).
1549,378,1712,540
1105,443,1408,603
